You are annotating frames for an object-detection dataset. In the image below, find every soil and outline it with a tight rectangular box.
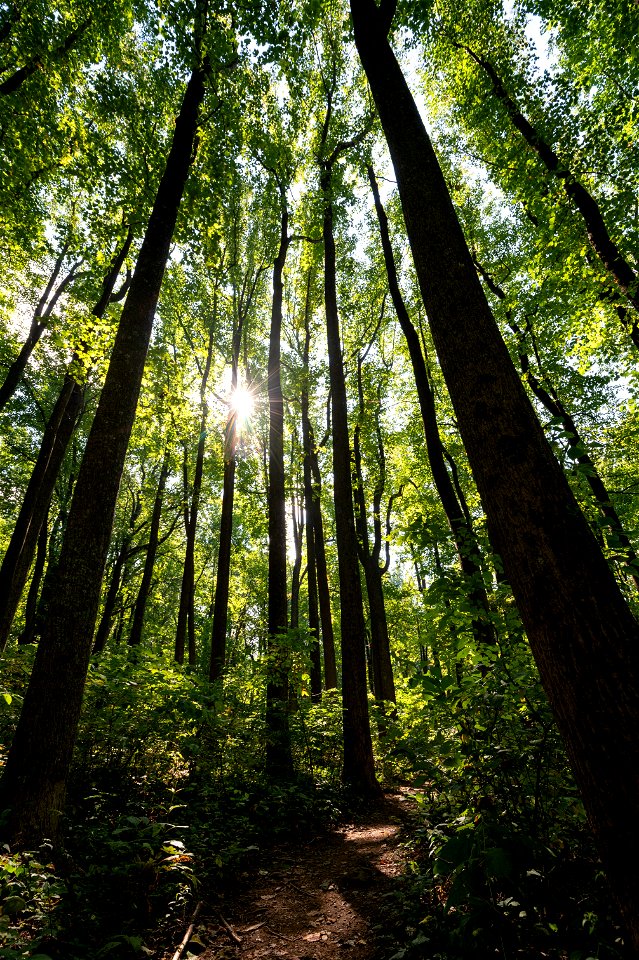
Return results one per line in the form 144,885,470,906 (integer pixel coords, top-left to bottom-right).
168,790,419,960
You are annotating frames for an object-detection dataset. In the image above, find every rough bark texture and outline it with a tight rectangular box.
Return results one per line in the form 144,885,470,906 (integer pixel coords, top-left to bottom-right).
0,63,207,848
322,159,379,796
265,188,293,777
352,2,639,948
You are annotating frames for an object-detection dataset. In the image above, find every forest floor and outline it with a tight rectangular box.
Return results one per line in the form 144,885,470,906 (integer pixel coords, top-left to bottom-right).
165,789,419,960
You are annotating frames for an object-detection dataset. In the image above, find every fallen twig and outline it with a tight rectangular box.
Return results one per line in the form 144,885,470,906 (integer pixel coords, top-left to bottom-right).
265,925,300,942
171,901,203,960
239,921,267,933
219,913,243,945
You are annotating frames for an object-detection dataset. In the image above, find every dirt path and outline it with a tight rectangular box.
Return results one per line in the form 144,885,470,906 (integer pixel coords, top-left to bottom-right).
176,790,418,960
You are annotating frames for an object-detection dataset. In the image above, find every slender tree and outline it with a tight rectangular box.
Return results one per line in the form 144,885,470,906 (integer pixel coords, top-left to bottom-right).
319,87,379,792
0,26,211,846
265,177,293,777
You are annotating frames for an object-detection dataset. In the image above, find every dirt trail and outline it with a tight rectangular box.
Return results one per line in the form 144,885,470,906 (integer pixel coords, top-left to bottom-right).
180,790,418,960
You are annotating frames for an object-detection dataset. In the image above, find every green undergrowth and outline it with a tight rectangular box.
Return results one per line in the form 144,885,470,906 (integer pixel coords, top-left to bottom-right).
376,643,629,960
0,646,348,960
0,638,632,960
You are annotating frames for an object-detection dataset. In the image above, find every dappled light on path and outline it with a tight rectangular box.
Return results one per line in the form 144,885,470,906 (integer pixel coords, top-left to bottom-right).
185,792,416,960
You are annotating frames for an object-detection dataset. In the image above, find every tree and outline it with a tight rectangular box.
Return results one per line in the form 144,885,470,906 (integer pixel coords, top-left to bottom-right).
0,10,213,845
351,0,639,945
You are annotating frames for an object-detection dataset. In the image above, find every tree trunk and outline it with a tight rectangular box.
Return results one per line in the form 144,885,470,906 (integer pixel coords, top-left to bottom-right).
352,371,395,705
17,506,49,645
301,279,323,701
0,61,207,849
308,435,338,689
352,2,639,947
475,259,639,592
321,157,379,796
175,316,215,665
368,164,495,649
0,229,132,650
208,257,256,684
0,248,81,412
129,452,170,647
0,20,89,96
265,185,293,778
458,43,639,343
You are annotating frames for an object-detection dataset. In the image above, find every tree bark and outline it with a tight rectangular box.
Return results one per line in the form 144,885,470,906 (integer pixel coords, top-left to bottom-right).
0,61,207,848
321,155,379,796
368,164,495,649
301,277,323,700
129,452,170,647
352,2,639,947
17,506,49,645
0,230,132,651
265,184,293,777
0,249,81,412
209,261,258,683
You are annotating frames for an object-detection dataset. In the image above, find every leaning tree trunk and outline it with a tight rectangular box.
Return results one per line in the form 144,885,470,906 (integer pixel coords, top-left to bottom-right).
352,0,639,948
458,43,639,345
0,20,89,97
321,156,379,796
475,258,639,592
0,251,82,412
368,164,495,649
0,61,207,849
0,229,132,651
17,506,49,646
265,183,293,778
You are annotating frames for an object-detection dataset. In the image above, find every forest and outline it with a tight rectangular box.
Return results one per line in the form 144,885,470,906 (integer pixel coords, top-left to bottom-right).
0,0,638,957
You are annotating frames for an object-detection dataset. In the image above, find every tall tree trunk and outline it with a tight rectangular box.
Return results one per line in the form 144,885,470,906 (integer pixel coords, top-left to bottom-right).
17,506,49,645
209,276,252,683
308,427,338,690
368,164,495,649
0,61,207,849
301,278,323,701
352,1,639,946
352,365,395,705
175,315,215,665
475,259,639,592
321,156,379,796
265,183,293,777
129,452,170,647
0,229,132,650
457,43,639,343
